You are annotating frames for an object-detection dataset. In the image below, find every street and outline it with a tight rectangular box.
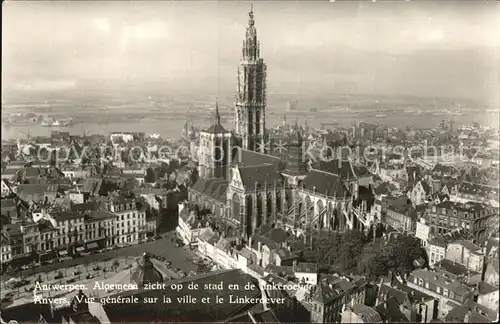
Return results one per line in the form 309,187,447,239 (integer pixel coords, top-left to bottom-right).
3,233,196,280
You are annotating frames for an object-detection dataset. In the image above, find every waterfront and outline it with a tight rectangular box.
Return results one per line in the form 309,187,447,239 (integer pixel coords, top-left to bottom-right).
2,109,497,141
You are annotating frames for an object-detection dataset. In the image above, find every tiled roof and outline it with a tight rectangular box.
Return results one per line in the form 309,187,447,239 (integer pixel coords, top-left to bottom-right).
236,149,282,168
204,123,228,134
478,281,498,295
17,184,59,196
379,282,433,307
434,259,479,277
4,223,23,236
88,210,115,220
302,170,350,197
71,202,99,212
238,164,282,190
457,182,499,200
51,211,83,222
375,297,409,323
450,240,481,252
409,269,473,296
312,159,355,180
38,219,56,232
264,228,288,244
191,178,228,203
445,302,496,323
350,304,383,323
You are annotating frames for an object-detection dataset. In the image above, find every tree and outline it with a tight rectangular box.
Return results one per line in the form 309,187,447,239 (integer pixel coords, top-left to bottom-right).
112,260,120,272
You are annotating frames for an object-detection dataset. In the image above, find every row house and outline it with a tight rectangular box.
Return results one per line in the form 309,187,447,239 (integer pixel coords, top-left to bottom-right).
1,232,12,264
248,225,295,269
145,210,158,237
425,201,497,241
307,275,367,323
21,218,41,254
477,281,499,313
409,180,432,207
407,268,474,319
84,210,116,250
61,165,93,179
107,195,146,244
135,187,168,210
260,273,310,323
197,228,219,260
38,219,57,256
2,223,23,257
49,211,85,257
432,259,482,285
376,280,436,323
451,181,499,208
384,196,419,233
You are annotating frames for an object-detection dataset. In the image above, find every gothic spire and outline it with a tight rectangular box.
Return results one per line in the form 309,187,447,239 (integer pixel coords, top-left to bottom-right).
243,4,259,60
215,99,221,125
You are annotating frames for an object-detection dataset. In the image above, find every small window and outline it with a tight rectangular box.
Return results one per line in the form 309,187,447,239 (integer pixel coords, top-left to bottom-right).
443,289,448,297
436,286,441,293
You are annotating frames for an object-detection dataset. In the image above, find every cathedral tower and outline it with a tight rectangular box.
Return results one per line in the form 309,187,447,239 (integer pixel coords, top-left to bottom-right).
234,6,267,152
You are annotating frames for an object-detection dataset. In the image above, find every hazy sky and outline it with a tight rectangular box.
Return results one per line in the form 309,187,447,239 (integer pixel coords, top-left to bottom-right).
2,1,500,103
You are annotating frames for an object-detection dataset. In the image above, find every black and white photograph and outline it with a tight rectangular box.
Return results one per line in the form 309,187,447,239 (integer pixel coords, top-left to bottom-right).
1,0,499,323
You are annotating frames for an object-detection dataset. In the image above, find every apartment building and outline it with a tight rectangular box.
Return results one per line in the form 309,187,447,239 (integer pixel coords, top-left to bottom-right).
427,237,447,267
445,240,485,273
38,219,57,255
21,219,40,254
84,210,116,250
426,201,497,241
50,211,85,257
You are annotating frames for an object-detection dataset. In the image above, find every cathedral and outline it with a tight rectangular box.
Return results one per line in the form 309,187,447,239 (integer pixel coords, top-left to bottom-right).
189,7,375,241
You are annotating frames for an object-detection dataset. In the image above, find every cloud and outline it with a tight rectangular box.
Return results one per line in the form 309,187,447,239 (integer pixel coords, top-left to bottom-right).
93,18,111,33
418,29,445,43
13,79,77,92
122,21,168,41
